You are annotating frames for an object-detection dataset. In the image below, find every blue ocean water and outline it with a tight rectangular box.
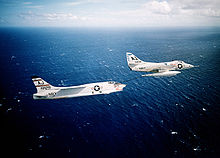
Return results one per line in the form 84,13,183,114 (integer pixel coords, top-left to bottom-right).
0,27,220,157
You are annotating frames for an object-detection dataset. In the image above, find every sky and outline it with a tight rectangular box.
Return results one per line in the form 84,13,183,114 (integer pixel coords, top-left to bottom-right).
0,0,220,27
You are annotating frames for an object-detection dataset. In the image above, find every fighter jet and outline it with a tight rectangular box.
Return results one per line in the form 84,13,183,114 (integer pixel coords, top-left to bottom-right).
31,76,126,99
126,52,194,77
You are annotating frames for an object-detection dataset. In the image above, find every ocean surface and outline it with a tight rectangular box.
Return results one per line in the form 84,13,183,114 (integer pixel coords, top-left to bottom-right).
0,27,220,158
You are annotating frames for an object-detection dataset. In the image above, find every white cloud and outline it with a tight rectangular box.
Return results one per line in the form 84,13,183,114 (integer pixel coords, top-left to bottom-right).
19,11,92,25
143,1,171,14
23,2,33,5
0,17,8,24
43,13,79,21
169,0,220,17
24,5,44,9
17,0,220,27
104,0,220,26
66,2,84,6
65,0,102,6
23,1,43,9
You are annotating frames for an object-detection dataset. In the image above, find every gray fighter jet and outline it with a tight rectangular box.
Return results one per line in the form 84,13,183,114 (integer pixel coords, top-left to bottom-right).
126,52,194,77
32,76,126,99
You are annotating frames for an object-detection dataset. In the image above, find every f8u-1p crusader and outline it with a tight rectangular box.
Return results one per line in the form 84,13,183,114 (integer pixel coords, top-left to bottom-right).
126,52,194,77
32,76,126,99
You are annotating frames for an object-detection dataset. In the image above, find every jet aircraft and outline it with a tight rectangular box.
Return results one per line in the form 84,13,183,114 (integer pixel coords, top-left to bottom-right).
32,76,126,99
126,52,194,77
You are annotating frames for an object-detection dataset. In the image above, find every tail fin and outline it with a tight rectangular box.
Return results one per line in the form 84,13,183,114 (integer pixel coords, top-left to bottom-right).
126,52,143,70
31,76,54,93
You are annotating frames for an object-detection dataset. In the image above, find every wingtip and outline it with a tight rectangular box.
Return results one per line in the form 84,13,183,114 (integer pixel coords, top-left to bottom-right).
31,75,39,79
126,52,133,56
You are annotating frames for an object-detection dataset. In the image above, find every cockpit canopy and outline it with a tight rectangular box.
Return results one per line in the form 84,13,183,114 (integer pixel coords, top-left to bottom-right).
177,60,184,63
108,81,120,84
172,60,185,64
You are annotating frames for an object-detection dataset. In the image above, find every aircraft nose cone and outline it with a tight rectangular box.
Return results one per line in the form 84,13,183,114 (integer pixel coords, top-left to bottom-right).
115,83,126,91
120,84,126,88
188,64,194,68
185,63,194,68
118,84,126,89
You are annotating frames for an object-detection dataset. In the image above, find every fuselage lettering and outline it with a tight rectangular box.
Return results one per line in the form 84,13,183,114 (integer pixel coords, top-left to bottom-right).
48,92,56,96
41,86,51,90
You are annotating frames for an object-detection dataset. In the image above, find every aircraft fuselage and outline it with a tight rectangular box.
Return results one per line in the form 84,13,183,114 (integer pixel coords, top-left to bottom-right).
32,76,126,100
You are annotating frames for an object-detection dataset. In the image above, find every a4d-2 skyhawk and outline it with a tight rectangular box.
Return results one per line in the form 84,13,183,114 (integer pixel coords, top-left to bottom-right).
31,76,126,99
126,52,194,77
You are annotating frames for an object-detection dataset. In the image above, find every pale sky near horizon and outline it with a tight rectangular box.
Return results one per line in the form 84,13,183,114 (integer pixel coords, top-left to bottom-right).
0,0,220,27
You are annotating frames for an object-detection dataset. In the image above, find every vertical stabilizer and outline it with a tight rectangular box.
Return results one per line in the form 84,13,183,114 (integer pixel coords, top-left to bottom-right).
31,76,54,93
126,52,143,70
